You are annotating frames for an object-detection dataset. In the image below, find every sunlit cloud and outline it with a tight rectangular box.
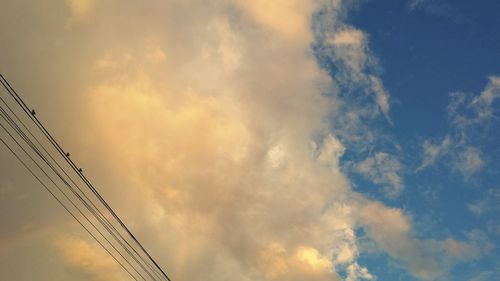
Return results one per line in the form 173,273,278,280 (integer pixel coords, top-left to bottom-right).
356,152,404,198
418,76,500,177
0,1,495,281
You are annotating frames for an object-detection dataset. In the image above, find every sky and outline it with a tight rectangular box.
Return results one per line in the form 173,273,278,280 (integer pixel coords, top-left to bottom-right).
0,0,499,281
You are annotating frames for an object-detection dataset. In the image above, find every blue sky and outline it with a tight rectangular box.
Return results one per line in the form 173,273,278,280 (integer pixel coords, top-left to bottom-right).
330,1,500,280
0,1,499,281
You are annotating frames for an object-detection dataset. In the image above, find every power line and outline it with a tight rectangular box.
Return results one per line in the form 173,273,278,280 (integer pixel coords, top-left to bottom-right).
1,73,172,281
0,93,164,280
0,81,151,281
0,123,142,281
0,75,167,281
0,104,152,281
0,85,163,280
0,74,172,281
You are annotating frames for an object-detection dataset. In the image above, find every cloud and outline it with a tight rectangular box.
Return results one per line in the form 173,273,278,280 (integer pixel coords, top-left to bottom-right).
313,6,393,141
330,29,364,46
356,152,404,197
58,1,487,280
145,44,167,64
448,76,500,132
467,189,500,216
370,75,392,122
419,76,499,177
417,136,451,171
455,147,484,177
325,27,371,84
233,0,317,44
82,71,353,280
0,1,489,281
357,202,444,280
66,0,95,23
356,200,487,281
317,134,346,170
58,2,346,279
54,237,127,281
407,0,466,21
257,244,339,281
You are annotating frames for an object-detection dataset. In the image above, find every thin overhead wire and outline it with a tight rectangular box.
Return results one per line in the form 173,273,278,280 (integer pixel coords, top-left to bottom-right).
0,76,165,281
0,127,141,281
0,90,163,280
0,73,172,281
1,73,172,281
0,94,165,280
0,105,152,281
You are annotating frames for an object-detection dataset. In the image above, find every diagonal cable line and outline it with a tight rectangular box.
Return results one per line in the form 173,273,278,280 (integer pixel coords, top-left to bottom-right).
0,84,165,280
0,123,142,281
1,73,172,281
0,83,161,281
0,107,156,281
0,77,163,279
0,73,172,281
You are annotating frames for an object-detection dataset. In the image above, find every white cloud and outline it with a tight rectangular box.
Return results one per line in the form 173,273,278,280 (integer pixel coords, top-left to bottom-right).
370,75,392,121
330,29,365,46
456,146,484,177
356,152,404,197
317,134,345,170
54,237,127,281
326,27,370,84
234,0,317,44
419,76,499,177
467,200,488,216
469,76,500,122
467,189,500,216
346,263,374,281
0,1,489,281
417,136,451,171
407,0,465,20
448,76,500,132
66,0,95,23
316,12,393,130
356,200,487,281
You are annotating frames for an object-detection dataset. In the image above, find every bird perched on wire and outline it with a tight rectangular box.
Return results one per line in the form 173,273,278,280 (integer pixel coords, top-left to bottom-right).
78,168,83,173
31,109,36,115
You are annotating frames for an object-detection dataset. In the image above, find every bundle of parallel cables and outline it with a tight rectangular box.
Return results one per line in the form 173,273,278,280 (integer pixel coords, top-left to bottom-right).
0,74,172,281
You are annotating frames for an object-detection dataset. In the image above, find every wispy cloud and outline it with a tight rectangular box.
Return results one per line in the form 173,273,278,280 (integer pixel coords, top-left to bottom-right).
455,146,484,178
356,153,404,198
448,77,500,131
468,189,500,216
408,0,467,22
417,136,451,171
356,200,486,281
314,7,393,126
418,76,500,177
